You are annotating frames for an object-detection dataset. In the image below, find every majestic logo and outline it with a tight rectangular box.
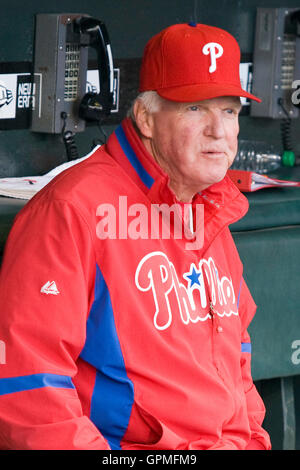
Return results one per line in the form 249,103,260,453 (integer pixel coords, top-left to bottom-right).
40,281,60,295
202,42,224,73
0,83,13,108
135,252,238,331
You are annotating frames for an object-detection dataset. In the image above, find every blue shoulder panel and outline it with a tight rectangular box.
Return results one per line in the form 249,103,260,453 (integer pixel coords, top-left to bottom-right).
80,264,134,450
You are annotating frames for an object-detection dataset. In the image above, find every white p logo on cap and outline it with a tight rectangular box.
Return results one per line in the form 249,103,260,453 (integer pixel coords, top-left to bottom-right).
202,42,224,73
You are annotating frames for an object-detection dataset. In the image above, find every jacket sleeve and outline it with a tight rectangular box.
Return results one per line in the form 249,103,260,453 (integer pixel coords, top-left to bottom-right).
238,277,271,450
0,198,110,450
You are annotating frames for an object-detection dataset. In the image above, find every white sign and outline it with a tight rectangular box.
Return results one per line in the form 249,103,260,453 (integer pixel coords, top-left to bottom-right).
0,69,120,121
239,62,252,106
0,74,17,119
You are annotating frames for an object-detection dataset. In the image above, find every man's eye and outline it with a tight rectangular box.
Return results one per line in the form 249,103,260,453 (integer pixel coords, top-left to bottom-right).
224,108,240,117
225,107,241,115
188,105,200,111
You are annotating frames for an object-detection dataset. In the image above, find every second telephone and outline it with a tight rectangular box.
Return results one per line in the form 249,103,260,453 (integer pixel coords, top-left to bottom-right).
251,7,300,119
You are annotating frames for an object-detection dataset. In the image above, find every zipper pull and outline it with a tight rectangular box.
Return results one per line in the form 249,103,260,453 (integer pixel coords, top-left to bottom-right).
209,301,216,317
209,302,223,333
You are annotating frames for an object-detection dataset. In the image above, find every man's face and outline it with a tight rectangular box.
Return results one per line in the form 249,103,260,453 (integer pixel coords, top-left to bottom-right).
143,96,241,201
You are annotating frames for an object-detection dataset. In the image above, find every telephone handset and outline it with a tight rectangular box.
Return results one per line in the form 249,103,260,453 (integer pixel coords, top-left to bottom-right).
75,17,114,120
31,13,115,135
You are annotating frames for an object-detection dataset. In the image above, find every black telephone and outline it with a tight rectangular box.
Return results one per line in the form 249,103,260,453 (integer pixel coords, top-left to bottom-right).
31,13,115,135
75,16,114,121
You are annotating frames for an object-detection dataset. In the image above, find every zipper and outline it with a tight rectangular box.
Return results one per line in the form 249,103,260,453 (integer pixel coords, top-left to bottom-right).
209,301,223,333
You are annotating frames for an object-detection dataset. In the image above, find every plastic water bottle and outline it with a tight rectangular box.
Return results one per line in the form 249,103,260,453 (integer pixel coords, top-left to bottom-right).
231,140,295,174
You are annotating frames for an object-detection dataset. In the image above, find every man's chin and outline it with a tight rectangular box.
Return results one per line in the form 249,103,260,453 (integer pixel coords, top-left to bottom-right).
201,167,228,188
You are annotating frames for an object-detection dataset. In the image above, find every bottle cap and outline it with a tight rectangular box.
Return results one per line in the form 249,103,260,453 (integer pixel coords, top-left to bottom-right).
282,150,295,167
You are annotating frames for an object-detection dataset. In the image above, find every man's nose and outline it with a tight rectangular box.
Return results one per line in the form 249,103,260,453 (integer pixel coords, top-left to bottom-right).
203,112,226,139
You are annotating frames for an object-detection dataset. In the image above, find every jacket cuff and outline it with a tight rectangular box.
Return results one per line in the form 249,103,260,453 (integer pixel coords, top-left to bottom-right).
245,439,269,450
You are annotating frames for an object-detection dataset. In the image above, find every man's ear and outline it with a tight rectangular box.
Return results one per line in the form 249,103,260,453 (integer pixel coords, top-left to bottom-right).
133,100,154,139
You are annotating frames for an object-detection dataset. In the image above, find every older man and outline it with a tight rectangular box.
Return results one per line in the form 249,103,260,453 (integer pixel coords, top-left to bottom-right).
0,23,271,450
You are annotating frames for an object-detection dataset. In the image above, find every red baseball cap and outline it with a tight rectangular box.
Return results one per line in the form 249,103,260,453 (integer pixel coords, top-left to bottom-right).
139,23,261,103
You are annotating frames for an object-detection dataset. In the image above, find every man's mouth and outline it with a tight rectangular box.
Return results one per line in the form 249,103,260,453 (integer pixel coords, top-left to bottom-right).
202,151,225,158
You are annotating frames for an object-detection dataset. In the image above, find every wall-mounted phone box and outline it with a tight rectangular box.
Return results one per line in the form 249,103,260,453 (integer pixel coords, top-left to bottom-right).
31,13,90,133
251,8,300,119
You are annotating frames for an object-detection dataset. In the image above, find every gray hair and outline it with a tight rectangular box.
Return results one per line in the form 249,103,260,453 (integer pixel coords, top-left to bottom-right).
127,91,164,122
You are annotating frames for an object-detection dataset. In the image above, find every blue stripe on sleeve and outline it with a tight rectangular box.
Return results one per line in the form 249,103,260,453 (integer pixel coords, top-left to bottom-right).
241,342,252,353
0,373,75,396
115,125,154,189
237,277,243,309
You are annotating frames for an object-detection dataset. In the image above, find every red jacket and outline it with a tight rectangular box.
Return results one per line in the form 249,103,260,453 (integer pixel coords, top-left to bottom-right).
0,118,271,450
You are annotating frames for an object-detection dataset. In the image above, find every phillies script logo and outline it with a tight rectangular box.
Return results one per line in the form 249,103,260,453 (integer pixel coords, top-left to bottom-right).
135,251,238,331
